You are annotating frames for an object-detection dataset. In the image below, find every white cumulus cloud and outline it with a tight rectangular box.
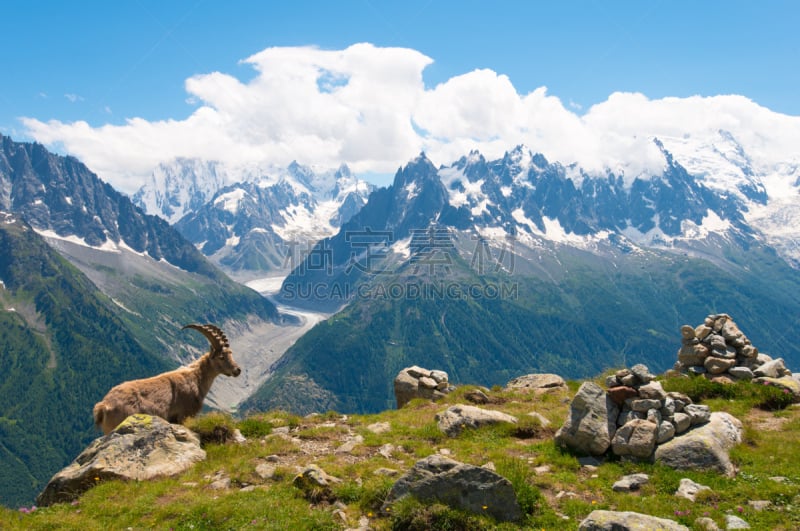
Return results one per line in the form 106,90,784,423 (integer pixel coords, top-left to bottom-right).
21,43,800,195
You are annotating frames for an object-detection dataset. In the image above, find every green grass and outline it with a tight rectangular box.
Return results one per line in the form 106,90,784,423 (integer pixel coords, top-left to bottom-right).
4,377,800,530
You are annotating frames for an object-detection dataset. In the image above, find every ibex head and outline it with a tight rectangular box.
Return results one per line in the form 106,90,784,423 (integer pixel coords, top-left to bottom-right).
183,324,241,377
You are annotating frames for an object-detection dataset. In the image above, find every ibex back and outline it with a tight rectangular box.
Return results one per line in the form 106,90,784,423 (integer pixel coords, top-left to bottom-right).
93,324,241,435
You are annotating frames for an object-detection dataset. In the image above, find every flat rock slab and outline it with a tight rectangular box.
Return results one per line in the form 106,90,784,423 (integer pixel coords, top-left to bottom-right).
505,373,567,392
37,414,205,506
579,510,689,530
435,404,517,437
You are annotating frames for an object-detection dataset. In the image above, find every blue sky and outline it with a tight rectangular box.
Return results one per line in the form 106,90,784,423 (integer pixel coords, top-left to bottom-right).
1,1,798,191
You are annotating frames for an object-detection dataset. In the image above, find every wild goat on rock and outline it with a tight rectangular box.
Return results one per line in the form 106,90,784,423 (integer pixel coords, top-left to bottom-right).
93,324,241,435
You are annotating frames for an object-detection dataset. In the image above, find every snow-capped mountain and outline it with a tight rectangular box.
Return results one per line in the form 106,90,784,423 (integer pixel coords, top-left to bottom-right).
278,137,800,311
132,158,230,225
133,159,373,278
258,141,800,415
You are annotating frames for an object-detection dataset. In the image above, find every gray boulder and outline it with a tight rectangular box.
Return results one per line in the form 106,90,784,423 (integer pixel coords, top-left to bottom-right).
435,404,518,437
724,515,751,529
382,455,522,522
655,412,742,476
578,510,689,530
37,414,205,506
611,419,658,459
754,358,790,378
612,473,649,492
555,382,619,456
675,477,711,502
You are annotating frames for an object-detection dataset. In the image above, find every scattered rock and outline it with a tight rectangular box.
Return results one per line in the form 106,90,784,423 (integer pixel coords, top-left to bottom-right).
675,478,711,502
36,414,206,507
578,510,689,530
366,422,391,434
747,500,771,511
464,389,491,404
335,434,364,454
724,514,751,529
382,454,522,522
754,375,800,398
612,473,649,492
255,462,277,480
754,358,790,379
527,411,551,428
293,464,341,503
435,404,517,437
694,516,721,530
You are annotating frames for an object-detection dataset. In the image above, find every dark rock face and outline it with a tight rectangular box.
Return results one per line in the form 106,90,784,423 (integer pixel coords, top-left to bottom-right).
382,454,522,522
0,134,221,279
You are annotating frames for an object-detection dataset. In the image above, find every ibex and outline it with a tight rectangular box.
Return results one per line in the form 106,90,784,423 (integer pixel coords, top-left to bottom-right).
93,324,241,435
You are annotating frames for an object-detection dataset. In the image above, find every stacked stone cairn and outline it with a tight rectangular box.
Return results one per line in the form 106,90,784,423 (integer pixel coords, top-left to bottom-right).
673,313,799,396
394,366,455,408
605,364,709,455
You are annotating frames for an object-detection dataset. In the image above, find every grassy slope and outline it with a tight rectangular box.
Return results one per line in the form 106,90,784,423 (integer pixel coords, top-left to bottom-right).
4,376,800,530
0,221,172,508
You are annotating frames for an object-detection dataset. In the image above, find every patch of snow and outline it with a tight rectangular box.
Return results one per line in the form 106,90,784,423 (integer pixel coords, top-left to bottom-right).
471,200,489,217
214,188,247,215
274,201,337,242
391,236,411,260
511,208,539,234
226,234,240,247
404,181,419,200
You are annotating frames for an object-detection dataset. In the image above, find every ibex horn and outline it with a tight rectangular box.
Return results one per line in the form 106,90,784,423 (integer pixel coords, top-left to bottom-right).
183,324,229,352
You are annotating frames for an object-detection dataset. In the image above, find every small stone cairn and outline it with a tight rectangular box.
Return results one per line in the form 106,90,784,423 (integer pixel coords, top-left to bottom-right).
672,313,799,396
605,364,708,452
556,363,713,460
394,366,455,408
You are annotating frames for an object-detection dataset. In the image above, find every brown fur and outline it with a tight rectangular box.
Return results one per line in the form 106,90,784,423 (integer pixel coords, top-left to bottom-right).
92,324,241,435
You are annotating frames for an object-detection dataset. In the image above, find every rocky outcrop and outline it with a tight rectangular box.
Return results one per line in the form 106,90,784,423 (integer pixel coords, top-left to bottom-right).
435,404,518,437
654,412,743,476
382,455,522,522
36,414,205,506
394,366,454,408
672,314,799,399
578,510,689,530
554,382,619,456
